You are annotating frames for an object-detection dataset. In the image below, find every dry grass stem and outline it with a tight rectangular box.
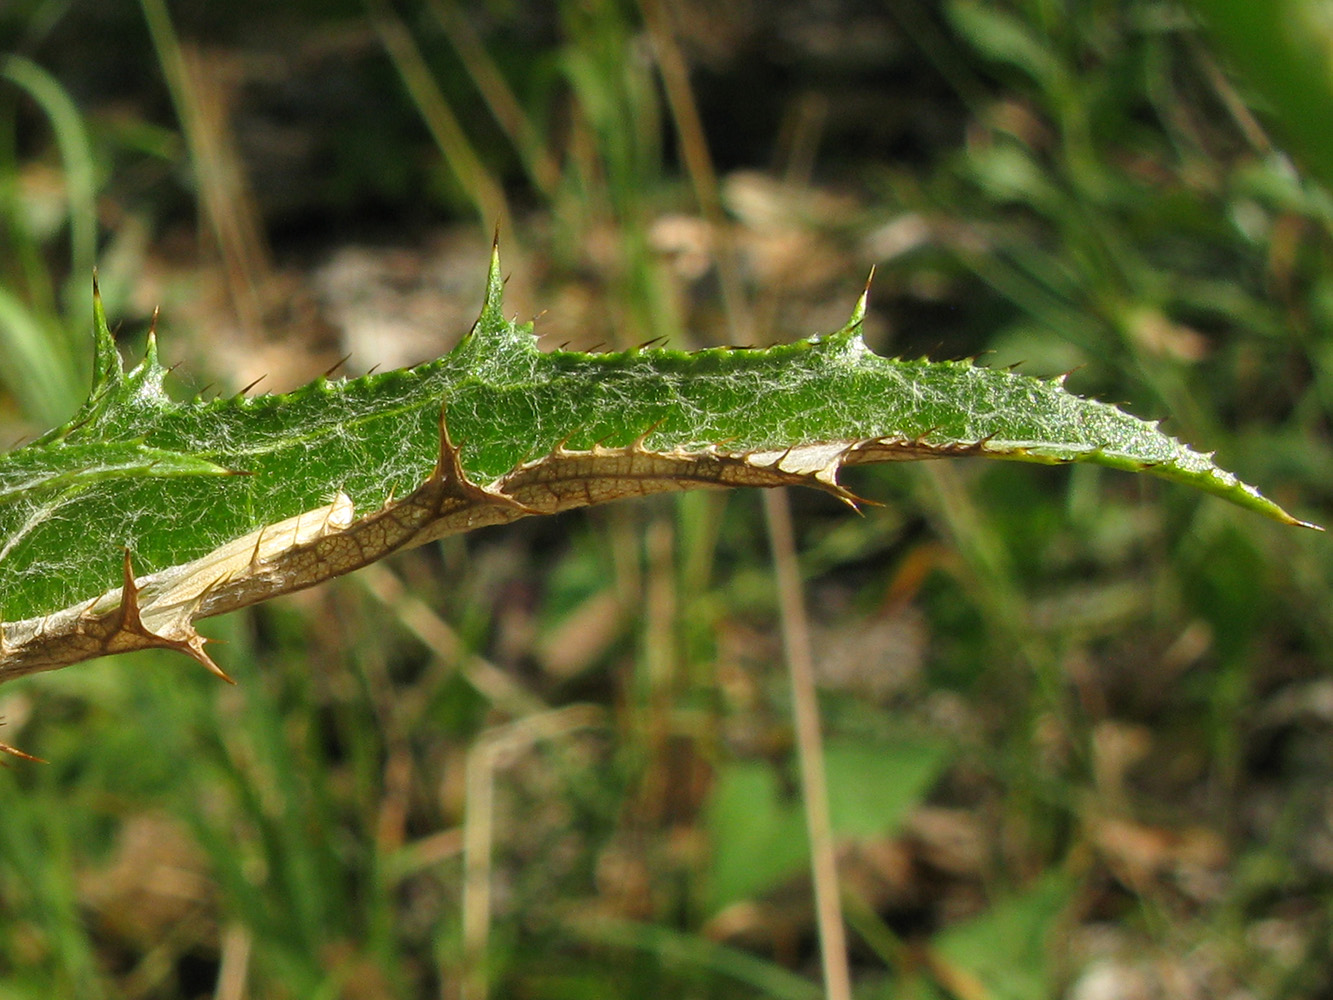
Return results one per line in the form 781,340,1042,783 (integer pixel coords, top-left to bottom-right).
764,488,853,1000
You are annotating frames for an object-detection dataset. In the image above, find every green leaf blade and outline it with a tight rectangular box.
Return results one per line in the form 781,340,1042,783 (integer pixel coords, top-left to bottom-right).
0,252,1314,680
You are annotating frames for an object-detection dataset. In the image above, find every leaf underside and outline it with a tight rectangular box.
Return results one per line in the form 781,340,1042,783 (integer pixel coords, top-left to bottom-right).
0,248,1315,684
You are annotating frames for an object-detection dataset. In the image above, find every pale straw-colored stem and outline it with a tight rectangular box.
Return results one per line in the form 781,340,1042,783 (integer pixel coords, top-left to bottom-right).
764,488,853,1000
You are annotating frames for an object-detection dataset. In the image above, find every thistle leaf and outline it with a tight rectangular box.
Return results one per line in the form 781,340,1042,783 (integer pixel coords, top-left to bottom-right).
0,249,1315,683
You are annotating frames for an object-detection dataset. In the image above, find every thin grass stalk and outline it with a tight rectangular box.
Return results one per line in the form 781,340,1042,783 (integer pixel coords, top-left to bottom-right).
460,736,495,1000
365,0,514,245
639,514,678,827
764,488,853,1000
636,0,752,343
213,924,252,1000
427,0,562,199
354,563,546,717
0,58,97,423
639,5,852,991
138,0,272,340
0,56,97,291
459,706,603,1000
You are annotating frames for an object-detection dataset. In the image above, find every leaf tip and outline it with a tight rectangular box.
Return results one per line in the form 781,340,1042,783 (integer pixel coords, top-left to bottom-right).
484,240,505,319
849,269,874,329
144,309,161,367
90,271,124,390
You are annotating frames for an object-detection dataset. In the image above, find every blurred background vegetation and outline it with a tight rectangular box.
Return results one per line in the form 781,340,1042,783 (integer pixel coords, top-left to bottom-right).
2,0,1332,997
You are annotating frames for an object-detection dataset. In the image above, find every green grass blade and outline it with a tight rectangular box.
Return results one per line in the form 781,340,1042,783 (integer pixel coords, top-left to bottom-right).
568,915,824,1000
1187,0,1333,192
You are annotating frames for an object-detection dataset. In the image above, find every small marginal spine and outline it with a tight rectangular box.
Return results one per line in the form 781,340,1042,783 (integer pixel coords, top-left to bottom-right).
114,549,234,683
